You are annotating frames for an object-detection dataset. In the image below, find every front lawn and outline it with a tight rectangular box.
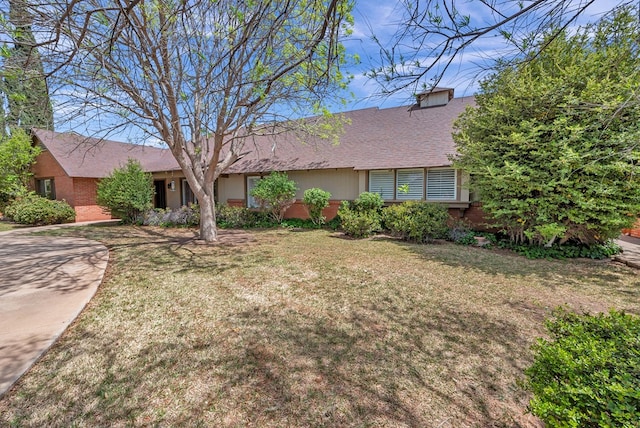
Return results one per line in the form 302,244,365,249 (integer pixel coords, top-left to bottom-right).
1,226,638,427
0,220,23,232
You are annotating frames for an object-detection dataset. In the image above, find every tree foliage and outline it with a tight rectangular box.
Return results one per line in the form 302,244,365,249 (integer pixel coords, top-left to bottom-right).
369,0,631,95
30,0,353,242
0,127,41,208
250,172,298,223
96,159,154,224
452,7,640,245
0,0,53,136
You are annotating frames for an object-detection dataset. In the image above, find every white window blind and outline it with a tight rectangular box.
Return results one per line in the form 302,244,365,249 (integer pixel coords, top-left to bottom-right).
369,170,395,200
427,169,456,200
246,176,262,208
396,169,424,200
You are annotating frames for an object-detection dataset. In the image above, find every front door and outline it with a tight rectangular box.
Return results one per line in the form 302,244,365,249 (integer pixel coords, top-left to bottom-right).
154,180,167,209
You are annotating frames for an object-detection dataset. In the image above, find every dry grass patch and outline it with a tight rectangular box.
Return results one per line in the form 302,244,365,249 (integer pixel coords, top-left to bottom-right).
1,226,638,427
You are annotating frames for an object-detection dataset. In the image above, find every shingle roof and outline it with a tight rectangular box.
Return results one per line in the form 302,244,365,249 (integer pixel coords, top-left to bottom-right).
32,129,179,178
226,96,474,174
33,95,474,177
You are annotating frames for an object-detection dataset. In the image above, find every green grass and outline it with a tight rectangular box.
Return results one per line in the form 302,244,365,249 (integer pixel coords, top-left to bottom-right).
0,220,24,232
1,226,638,427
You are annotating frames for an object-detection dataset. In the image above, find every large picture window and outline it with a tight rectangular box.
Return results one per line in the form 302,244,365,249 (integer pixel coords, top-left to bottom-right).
368,170,395,200
396,169,424,200
426,169,456,200
368,168,457,201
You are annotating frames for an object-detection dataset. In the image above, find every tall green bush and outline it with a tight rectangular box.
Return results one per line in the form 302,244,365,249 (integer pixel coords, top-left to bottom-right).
4,193,75,225
382,201,449,243
338,192,384,238
96,159,154,224
250,172,298,223
0,128,41,209
525,309,640,427
303,187,331,225
452,8,640,245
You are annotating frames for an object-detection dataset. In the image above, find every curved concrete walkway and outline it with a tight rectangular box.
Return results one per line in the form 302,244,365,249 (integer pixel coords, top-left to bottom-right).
0,227,109,397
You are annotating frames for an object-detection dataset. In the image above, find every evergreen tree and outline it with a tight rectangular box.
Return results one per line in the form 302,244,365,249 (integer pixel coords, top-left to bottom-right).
1,0,53,136
452,7,640,245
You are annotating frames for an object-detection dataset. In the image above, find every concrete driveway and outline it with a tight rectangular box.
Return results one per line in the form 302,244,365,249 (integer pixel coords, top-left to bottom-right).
0,233,109,397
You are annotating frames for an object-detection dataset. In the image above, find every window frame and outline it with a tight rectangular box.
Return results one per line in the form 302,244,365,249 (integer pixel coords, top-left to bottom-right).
36,178,56,200
426,168,457,201
181,179,197,206
246,175,262,208
367,168,457,201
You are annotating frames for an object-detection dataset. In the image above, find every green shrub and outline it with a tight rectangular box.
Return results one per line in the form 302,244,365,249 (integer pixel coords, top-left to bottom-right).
525,309,640,427
498,240,621,259
216,204,276,229
337,192,385,238
143,204,200,227
352,191,384,213
4,193,75,225
303,187,331,225
382,201,449,243
338,200,381,238
96,159,154,224
250,172,298,223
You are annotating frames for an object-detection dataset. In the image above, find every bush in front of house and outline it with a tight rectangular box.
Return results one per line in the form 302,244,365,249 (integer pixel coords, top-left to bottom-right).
216,204,275,229
381,201,449,243
303,187,331,225
96,159,154,224
524,308,640,427
4,193,75,225
142,204,200,227
250,172,298,223
497,239,621,259
338,192,384,238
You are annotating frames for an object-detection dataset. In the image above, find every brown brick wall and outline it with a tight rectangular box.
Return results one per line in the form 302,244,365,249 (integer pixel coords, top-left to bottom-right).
32,150,75,205
622,219,640,239
283,200,341,220
72,178,114,222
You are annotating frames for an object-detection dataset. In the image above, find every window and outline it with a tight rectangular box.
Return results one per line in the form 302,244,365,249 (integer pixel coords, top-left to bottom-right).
368,170,394,200
246,176,262,208
427,169,456,200
396,169,424,200
181,179,197,206
36,178,55,199
368,168,457,201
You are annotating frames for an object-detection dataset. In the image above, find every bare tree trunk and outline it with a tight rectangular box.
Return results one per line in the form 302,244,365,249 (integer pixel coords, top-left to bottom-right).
198,187,217,242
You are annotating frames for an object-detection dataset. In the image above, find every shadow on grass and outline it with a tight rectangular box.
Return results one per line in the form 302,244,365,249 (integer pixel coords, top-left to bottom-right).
380,237,638,295
2,302,540,427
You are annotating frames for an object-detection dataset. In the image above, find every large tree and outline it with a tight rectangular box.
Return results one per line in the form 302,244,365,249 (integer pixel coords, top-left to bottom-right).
369,0,632,94
0,0,54,135
37,0,352,242
451,6,640,245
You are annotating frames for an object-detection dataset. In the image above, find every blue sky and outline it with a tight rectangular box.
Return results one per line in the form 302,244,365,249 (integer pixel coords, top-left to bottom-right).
340,0,623,111
51,0,623,142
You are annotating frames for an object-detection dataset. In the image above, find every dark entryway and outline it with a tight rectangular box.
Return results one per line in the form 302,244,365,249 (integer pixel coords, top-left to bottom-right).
154,180,167,209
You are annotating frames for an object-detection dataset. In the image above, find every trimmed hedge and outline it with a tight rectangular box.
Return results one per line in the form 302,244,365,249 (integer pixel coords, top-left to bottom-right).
382,201,449,243
4,193,75,225
338,192,384,238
